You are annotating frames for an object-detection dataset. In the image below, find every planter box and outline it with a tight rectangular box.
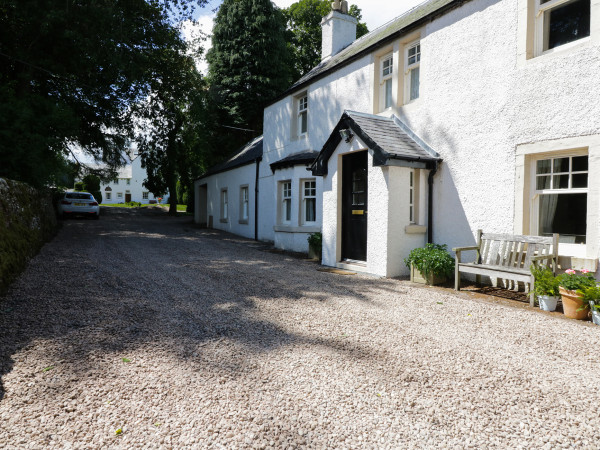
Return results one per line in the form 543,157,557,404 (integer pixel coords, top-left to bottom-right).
308,244,321,261
410,264,447,286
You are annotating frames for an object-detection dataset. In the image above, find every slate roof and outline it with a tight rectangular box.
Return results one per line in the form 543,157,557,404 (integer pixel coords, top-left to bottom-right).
197,136,263,180
270,150,320,172
273,0,460,102
311,111,440,176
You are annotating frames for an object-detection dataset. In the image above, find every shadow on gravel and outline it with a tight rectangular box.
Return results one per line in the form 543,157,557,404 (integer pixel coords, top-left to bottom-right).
0,207,404,397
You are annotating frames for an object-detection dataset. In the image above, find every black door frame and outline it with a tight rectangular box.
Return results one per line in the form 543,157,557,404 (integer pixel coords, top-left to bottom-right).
341,151,368,262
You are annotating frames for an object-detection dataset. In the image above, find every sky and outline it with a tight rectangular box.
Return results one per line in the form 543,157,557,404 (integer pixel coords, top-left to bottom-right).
185,0,427,74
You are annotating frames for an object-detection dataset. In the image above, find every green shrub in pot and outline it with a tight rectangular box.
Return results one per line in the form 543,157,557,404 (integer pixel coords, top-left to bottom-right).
404,243,454,282
530,265,559,297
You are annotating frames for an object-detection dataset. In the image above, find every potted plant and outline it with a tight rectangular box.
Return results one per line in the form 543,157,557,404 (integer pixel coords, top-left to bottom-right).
404,243,454,286
307,232,322,261
557,269,596,320
530,265,560,311
579,285,600,326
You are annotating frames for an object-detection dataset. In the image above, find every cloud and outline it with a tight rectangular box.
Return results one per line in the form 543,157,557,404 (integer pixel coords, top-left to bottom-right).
181,13,216,75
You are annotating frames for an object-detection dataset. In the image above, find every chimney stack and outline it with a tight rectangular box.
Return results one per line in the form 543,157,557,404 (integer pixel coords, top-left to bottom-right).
321,1,357,61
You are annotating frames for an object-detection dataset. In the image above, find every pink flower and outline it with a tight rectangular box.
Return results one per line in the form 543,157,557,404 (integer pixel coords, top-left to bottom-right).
565,269,576,275
581,269,590,274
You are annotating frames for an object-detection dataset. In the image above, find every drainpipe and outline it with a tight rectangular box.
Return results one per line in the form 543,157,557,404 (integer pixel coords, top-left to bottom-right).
427,161,439,244
254,157,261,241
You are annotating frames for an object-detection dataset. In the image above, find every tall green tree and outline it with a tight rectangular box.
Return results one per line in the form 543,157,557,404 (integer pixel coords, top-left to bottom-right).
0,0,207,188
134,45,208,215
284,0,368,79
206,0,292,157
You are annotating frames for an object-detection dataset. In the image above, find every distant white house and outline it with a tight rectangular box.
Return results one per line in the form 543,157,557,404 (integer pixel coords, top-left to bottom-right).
100,154,167,204
196,0,600,278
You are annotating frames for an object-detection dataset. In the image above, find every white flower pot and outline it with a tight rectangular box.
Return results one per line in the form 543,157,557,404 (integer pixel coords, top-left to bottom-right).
538,295,559,312
590,302,600,326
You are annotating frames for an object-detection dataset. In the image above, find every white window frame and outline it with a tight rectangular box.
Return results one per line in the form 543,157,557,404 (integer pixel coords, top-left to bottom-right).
126,178,131,185
379,52,394,111
106,192,112,200
220,189,228,222
240,186,249,223
534,0,591,56
117,192,123,199
301,179,317,224
114,179,119,185
280,181,292,224
405,40,421,103
298,95,308,136
530,149,588,255
142,191,149,200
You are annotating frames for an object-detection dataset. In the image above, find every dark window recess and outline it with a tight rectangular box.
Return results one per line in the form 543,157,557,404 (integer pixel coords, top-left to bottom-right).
539,193,587,243
546,0,590,50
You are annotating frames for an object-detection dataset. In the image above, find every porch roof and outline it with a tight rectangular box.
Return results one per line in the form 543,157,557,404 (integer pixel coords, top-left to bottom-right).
311,111,440,176
270,150,319,172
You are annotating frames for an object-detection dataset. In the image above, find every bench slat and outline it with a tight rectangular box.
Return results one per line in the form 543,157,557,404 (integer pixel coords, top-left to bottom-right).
481,233,554,244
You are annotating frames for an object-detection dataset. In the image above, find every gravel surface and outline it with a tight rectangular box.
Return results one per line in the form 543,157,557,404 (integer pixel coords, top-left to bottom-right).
0,207,598,449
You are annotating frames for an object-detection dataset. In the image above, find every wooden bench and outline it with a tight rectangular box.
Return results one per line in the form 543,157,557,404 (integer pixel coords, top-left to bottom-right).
453,230,559,306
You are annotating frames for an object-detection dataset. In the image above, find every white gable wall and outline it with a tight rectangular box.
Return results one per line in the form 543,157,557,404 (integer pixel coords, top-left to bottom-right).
194,162,258,240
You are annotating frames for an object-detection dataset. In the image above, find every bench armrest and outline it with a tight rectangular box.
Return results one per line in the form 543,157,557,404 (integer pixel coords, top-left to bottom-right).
452,246,479,252
453,246,479,264
530,254,557,262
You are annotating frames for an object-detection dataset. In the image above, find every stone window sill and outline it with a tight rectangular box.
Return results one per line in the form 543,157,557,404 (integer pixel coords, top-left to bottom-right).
405,224,426,234
274,225,321,233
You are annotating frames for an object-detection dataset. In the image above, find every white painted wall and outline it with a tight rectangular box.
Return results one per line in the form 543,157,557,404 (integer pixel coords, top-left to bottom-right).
194,162,258,240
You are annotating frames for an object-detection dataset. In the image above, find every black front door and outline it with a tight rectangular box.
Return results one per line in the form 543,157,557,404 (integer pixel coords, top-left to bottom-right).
342,151,368,261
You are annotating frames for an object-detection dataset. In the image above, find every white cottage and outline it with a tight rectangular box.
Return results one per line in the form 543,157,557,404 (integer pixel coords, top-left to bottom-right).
196,0,600,278
100,154,167,204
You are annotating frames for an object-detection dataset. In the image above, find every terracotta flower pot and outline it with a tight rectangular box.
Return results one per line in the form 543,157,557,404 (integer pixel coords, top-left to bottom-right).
559,287,588,320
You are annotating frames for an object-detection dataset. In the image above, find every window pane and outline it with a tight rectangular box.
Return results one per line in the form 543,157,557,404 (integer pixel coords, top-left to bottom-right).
553,157,569,173
553,174,569,189
385,79,393,108
382,57,392,76
545,0,590,50
572,173,588,188
539,193,586,243
537,175,551,190
305,198,316,222
410,67,420,101
285,199,291,221
300,111,307,134
572,155,588,172
536,159,551,174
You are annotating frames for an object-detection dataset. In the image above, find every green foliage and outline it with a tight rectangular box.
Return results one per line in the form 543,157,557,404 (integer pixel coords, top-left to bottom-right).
557,270,596,291
307,232,322,255
404,243,455,278
82,175,100,192
578,285,600,302
530,265,559,296
74,181,84,191
206,0,292,153
0,0,207,188
283,0,369,79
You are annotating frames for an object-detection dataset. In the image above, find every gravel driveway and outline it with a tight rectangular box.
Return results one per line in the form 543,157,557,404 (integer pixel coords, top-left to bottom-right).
0,207,598,448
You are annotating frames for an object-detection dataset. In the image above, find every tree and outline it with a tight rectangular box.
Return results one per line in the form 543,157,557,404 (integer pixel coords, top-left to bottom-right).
283,0,369,79
0,0,207,188
206,0,292,156
134,44,208,215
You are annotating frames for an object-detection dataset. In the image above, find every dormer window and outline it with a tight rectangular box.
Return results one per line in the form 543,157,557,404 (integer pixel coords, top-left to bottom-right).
298,95,308,135
292,92,308,138
381,53,393,109
405,40,420,102
536,0,590,53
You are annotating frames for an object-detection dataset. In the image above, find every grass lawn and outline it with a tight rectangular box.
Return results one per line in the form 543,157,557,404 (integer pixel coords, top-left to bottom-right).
101,203,188,212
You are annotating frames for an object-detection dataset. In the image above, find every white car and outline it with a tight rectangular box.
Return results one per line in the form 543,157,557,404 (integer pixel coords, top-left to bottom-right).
58,191,100,219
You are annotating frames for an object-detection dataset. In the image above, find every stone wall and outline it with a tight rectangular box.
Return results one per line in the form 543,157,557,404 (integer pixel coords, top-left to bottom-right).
0,178,57,294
